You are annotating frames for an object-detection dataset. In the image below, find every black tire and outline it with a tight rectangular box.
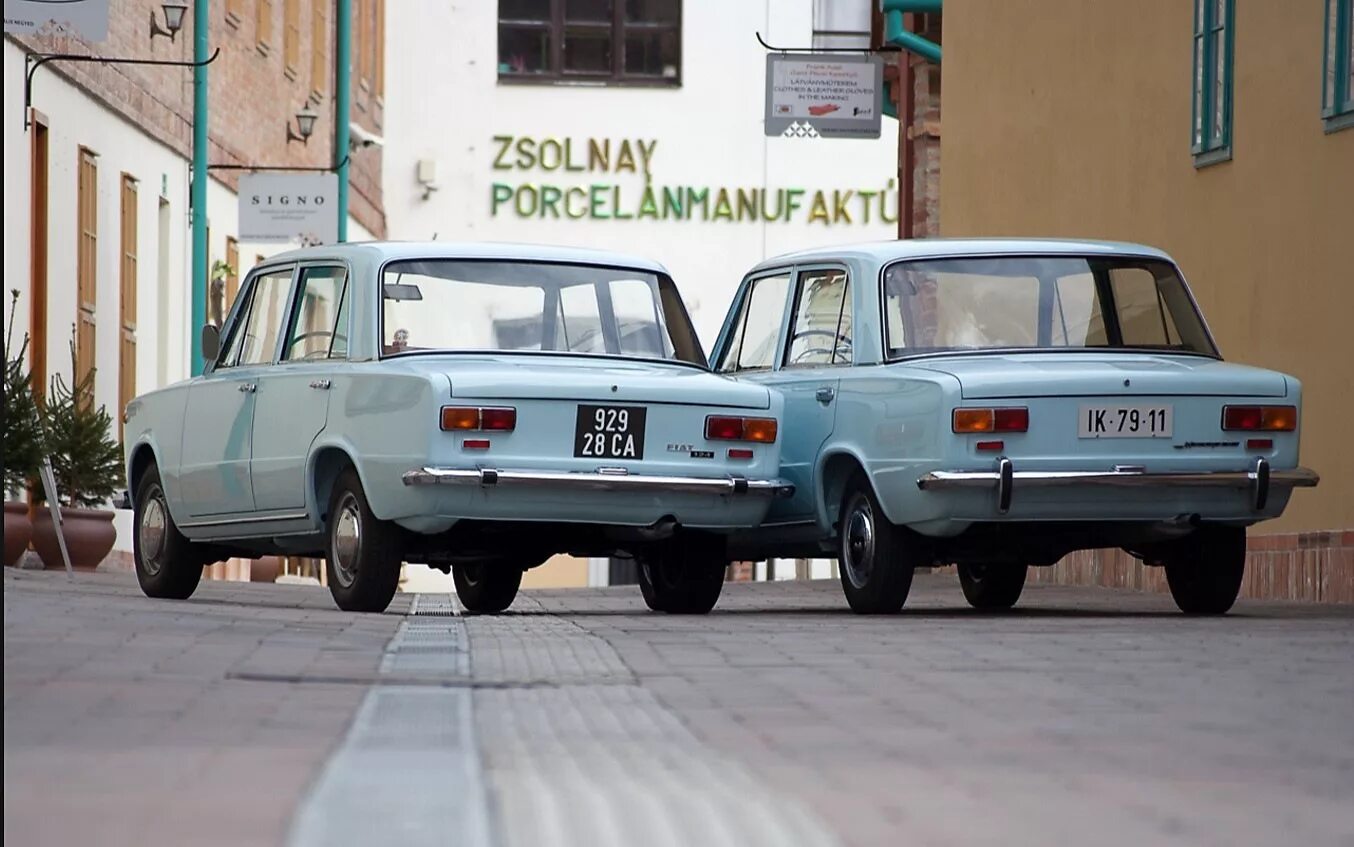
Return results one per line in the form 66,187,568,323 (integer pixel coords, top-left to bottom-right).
133,465,204,600
838,473,925,614
958,563,1028,610
453,561,524,613
325,468,402,613
635,534,727,615
1163,525,1247,615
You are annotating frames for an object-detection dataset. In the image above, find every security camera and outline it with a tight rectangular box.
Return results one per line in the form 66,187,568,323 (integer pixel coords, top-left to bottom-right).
349,122,384,150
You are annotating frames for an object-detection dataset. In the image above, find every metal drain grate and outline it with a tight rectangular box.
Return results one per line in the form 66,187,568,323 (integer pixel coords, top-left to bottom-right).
410,594,460,616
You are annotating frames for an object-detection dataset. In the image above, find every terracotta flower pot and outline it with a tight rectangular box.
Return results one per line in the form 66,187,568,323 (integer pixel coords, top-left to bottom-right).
31,506,118,571
4,502,33,567
250,555,282,583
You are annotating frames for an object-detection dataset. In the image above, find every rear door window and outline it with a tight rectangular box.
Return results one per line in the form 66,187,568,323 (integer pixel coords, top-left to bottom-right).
717,273,791,372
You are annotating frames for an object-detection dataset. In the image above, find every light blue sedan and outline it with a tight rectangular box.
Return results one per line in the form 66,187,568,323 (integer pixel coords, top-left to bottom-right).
712,239,1319,615
121,243,791,614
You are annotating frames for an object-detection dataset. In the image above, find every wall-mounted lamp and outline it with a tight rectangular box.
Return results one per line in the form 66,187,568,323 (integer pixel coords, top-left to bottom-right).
286,106,319,145
416,158,439,201
149,2,189,43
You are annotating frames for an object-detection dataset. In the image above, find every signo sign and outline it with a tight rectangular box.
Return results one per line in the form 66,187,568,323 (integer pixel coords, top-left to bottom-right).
238,172,338,245
765,53,883,139
4,0,109,39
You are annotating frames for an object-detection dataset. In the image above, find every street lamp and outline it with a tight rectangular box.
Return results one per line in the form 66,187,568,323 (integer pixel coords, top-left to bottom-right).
149,2,189,43
286,106,319,145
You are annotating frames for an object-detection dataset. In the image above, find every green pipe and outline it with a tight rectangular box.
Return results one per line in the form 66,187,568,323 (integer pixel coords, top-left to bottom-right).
189,0,208,375
880,0,943,12
883,10,941,63
335,0,352,241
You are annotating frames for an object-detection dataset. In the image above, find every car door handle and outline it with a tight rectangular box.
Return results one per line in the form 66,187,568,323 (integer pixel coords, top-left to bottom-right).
237,382,257,393
816,387,835,404
309,379,331,390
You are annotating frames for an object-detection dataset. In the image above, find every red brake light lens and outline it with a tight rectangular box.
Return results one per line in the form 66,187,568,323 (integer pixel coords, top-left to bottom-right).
479,407,517,431
441,406,516,432
954,408,1028,434
992,408,1029,433
1222,405,1295,432
705,416,778,443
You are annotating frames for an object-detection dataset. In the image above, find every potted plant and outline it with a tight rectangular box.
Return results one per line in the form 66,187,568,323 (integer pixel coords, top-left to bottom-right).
3,291,43,567
30,336,123,571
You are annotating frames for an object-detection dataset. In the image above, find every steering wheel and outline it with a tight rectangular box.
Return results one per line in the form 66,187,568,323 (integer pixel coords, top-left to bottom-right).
790,329,852,364
288,330,334,359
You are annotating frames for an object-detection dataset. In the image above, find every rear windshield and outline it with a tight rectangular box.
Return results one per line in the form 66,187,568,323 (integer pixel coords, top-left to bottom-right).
883,256,1217,360
380,259,706,366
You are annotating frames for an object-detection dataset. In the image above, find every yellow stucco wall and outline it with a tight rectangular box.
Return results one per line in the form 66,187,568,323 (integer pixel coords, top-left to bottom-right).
939,0,1353,533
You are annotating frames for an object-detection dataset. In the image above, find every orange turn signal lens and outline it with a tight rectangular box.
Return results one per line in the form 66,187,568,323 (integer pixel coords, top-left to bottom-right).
742,418,778,443
1221,405,1296,432
441,406,481,431
705,416,778,443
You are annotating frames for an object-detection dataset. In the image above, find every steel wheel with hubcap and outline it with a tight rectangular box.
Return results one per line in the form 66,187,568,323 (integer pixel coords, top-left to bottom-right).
837,473,924,614
452,560,524,613
325,468,401,613
1163,525,1247,615
635,533,727,614
133,465,203,600
957,563,1028,610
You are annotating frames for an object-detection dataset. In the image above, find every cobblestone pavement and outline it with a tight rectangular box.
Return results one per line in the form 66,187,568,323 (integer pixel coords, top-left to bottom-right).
6,567,1354,847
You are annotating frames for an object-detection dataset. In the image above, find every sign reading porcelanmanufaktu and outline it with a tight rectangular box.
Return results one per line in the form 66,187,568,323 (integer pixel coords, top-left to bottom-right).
238,172,338,245
765,53,882,139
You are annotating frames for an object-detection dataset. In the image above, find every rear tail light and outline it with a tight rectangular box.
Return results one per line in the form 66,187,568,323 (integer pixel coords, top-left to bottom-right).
953,407,1029,434
727,448,754,460
705,416,778,443
1221,405,1295,432
441,406,516,432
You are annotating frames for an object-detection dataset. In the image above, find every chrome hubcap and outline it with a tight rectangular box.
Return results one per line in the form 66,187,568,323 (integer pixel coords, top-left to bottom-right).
139,493,167,576
332,495,362,588
842,499,875,589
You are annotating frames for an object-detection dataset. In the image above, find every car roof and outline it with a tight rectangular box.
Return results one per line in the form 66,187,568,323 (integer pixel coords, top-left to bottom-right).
748,237,1173,274
260,240,670,274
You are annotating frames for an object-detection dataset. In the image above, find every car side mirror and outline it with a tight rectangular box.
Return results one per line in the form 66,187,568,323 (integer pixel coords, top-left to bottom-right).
201,324,221,362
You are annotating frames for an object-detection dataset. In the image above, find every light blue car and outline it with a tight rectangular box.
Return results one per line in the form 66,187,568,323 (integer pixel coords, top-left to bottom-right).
121,243,791,614
712,239,1319,615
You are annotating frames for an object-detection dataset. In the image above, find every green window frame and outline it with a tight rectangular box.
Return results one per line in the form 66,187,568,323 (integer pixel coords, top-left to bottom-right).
1323,0,1354,132
1191,0,1235,166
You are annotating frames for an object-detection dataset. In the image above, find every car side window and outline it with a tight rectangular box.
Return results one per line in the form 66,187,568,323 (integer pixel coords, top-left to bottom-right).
1109,267,1183,347
236,269,294,366
717,273,790,373
284,266,350,361
785,269,852,367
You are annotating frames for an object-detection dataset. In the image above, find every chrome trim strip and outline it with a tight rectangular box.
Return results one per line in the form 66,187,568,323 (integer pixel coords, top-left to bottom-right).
177,510,311,529
918,465,1320,490
402,467,795,498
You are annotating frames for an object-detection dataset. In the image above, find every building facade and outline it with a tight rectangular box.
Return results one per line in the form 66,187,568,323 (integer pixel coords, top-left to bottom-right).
3,0,388,558
939,0,1353,600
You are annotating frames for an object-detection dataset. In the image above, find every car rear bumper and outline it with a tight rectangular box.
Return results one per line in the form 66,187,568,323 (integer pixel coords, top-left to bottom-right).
402,466,795,498
917,458,1319,514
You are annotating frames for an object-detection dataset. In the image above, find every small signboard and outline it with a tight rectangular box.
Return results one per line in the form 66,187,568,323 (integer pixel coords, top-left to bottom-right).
238,172,339,245
765,53,883,139
4,0,109,40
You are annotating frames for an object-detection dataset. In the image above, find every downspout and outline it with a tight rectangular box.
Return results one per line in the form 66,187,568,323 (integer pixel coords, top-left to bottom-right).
335,0,352,242
880,0,942,63
189,0,208,375
879,1,940,238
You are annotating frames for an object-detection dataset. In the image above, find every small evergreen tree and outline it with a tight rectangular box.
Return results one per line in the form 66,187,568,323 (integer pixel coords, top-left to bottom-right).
3,290,43,498
37,335,123,508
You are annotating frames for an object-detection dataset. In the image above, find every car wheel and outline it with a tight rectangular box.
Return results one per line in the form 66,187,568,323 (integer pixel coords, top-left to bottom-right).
838,473,923,614
1163,525,1247,615
326,468,402,613
452,561,523,613
133,465,204,600
958,563,1028,610
634,534,726,615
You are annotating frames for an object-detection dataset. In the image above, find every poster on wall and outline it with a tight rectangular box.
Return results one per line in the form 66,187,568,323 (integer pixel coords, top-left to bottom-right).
4,0,109,40
765,53,883,139
238,172,338,245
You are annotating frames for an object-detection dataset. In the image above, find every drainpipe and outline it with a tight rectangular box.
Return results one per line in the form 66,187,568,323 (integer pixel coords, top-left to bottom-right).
880,0,942,63
335,0,352,242
189,0,208,375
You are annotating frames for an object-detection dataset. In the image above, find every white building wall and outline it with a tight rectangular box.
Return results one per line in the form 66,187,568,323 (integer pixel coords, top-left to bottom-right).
383,0,902,344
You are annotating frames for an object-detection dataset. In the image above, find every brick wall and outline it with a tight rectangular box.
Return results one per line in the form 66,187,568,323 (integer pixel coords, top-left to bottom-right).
14,0,384,236
907,14,941,237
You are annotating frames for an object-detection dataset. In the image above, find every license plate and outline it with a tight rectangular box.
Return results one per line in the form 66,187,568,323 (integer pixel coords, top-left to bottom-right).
574,405,647,459
1078,404,1173,438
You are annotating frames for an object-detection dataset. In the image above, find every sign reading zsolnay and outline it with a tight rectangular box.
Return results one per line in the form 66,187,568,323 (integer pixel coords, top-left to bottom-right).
4,0,109,39
765,53,883,139
238,173,338,245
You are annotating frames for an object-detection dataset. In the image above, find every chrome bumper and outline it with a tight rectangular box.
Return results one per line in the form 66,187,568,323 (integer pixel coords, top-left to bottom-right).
917,458,1319,514
402,467,795,498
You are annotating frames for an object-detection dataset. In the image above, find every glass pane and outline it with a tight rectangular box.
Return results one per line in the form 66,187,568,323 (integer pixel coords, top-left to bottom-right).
238,271,293,366
285,267,347,360
563,26,611,73
1193,36,1204,145
625,0,678,24
1050,273,1106,347
1325,0,1337,111
499,25,552,74
500,0,550,21
329,277,350,358
624,29,679,77
1195,0,1205,32
1111,268,1181,346
786,270,852,367
718,274,790,372
1211,31,1225,141
558,284,606,352
566,0,612,23
609,279,669,357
